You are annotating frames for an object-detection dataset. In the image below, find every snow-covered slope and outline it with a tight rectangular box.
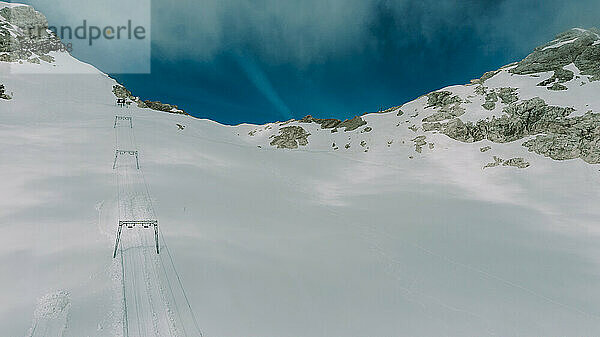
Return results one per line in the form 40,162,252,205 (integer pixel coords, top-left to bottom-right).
2,3,600,336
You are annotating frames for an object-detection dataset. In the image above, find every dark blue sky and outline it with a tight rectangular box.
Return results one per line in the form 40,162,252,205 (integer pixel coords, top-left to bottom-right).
107,0,598,125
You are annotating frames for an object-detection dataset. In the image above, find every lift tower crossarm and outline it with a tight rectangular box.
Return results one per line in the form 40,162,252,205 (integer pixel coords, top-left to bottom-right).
113,220,160,258
113,149,140,169
114,115,133,128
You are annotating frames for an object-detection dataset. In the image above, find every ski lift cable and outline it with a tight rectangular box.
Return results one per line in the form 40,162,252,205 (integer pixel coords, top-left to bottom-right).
161,234,205,337
120,243,130,337
129,126,158,219
157,241,190,337
116,121,144,336
115,126,129,337
140,227,183,337
127,130,188,336
116,111,205,336
130,123,196,336
129,124,204,336
140,236,169,337
125,162,144,337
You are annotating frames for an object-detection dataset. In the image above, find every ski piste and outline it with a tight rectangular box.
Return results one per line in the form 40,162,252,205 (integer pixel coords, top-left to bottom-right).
112,108,203,337
3,2,600,336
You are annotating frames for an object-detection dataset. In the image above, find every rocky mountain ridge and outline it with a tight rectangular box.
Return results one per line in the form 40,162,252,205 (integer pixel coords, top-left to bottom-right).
3,4,600,335
247,27,600,167
0,3,64,63
1,2,598,167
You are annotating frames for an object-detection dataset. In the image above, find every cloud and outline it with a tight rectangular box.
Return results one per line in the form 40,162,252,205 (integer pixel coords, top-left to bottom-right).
20,0,151,73
150,0,599,65
152,0,374,65
146,0,598,117
19,0,600,70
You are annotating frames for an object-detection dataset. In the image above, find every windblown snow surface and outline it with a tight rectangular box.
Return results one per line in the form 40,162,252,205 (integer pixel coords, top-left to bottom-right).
2,4,600,337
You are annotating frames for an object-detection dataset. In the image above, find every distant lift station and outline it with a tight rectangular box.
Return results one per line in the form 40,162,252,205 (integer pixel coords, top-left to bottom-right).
114,115,133,128
116,98,132,107
113,150,139,169
113,220,160,258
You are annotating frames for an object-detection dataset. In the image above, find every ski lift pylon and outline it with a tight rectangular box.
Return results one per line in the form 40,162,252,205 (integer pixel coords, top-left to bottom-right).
113,220,160,258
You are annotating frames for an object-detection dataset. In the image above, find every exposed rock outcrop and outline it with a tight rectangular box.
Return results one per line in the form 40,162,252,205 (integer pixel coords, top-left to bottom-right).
503,157,530,168
426,91,462,109
419,29,600,165
270,126,310,149
423,95,600,164
0,5,65,63
424,98,574,143
522,111,600,164
483,156,504,169
497,88,519,105
299,115,344,129
112,84,136,101
480,87,519,111
472,64,517,84
476,70,500,84
112,84,188,114
510,28,600,81
483,156,530,169
336,116,367,131
422,90,465,122
299,115,367,132
144,100,187,115
112,84,148,108
412,136,427,153
482,91,498,111
365,105,403,114
0,84,11,99
537,67,574,88
548,83,568,91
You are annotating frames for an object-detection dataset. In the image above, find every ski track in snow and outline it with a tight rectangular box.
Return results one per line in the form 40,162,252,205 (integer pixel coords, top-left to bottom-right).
114,115,179,337
113,114,203,337
3,11,600,334
28,291,71,337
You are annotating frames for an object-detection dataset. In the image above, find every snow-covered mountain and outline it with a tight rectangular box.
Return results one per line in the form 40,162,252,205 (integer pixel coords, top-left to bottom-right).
2,2,600,336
